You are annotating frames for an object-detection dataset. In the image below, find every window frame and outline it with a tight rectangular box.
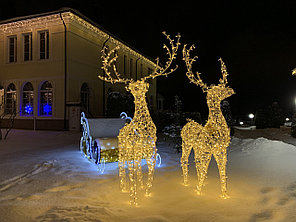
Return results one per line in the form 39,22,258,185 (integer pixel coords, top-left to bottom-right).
39,30,49,60
5,83,17,115
8,35,17,63
80,83,90,114
39,81,53,116
21,82,34,116
23,33,33,61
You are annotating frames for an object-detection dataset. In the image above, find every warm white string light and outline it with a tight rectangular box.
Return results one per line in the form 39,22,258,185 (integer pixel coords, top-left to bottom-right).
99,32,181,205
181,44,234,199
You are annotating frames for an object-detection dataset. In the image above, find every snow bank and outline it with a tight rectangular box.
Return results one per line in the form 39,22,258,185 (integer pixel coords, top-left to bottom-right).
0,130,296,221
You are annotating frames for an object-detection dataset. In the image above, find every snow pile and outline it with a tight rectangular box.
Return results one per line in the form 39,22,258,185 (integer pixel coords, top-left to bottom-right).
0,130,296,221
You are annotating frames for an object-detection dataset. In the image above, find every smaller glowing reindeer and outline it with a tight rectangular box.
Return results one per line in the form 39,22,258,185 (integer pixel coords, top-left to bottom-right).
99,32,181,205
181,44,235,199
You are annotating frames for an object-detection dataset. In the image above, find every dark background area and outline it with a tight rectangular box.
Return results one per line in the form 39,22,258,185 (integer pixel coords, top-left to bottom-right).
2,0,296,119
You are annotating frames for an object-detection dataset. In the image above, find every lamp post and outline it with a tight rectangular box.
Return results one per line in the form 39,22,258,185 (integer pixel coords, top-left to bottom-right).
249,113,255,125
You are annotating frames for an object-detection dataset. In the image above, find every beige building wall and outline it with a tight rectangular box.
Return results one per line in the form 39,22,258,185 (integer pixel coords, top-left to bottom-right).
0,14,66,129
0,9,157,130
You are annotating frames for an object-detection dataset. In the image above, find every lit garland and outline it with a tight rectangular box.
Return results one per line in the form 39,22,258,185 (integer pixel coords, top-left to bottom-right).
0,11,157,68
99,32,181,205
181,44,235,199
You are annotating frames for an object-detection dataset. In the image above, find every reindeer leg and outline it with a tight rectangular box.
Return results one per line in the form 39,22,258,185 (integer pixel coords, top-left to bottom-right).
181,141,191,186
145,145,156,197
136,159,144,189
134,141,144,189
195,150,212,196
213,151,229,199
127,159,138,205
145,157,156,197
118,138,127,192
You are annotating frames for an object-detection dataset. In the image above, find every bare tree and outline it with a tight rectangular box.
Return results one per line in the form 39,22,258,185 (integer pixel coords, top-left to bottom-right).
0,88,17,140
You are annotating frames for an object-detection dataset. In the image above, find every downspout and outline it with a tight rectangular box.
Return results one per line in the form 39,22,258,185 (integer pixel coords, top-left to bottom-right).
60,13,67,130
102,36,110,117
135,57,140,80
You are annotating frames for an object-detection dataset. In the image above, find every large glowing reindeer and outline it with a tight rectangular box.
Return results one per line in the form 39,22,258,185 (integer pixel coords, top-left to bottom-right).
181,44,235,199
99,32,181,205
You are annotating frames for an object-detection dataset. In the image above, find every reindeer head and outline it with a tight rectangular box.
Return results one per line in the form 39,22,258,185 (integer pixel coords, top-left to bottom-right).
183,44,235,107
125,79,149,100
99,32,181,96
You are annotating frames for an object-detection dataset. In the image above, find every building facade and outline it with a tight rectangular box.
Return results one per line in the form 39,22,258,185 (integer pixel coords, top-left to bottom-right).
0,8,157,130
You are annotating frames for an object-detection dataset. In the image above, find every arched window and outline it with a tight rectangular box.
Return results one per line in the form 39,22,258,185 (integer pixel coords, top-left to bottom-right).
22,82,34,116
80,83,89,113
5,83,16,115
39,81,53,116
0,86,4,113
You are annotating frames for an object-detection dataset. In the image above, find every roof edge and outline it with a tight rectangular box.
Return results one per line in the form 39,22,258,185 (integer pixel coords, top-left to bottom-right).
0,7,157,65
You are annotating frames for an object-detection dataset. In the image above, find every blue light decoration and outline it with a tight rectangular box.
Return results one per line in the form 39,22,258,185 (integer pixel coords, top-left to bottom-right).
43,103,52,115
24,104,33,115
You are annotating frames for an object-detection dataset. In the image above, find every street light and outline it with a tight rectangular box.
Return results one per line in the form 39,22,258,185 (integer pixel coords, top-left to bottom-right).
249,113,255,125
248,113,255,119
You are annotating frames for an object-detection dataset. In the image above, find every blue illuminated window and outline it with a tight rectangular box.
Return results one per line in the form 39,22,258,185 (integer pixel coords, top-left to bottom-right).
39,81,53,116
22,82,34,116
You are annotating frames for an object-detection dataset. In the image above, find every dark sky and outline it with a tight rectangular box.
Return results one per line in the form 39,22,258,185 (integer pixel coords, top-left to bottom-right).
2,0,296,118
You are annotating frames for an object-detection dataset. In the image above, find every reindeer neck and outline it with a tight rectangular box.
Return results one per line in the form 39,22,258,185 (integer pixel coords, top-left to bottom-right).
132,94,150,120
207,102,227,127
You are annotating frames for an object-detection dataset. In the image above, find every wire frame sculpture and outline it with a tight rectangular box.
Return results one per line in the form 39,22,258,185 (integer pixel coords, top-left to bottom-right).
181,44,235,199
99,32,181,205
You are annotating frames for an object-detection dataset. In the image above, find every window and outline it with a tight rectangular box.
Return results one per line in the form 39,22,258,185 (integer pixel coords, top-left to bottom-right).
8,36,17,63
140,64,143,78
130,58,133,78
148,68,153,75
23,33,32,61
0,86,4,114
39,31,49,59
124,55,127,76
39,81,53,116
5,83,16,115
22,82,34,116
80,83,90,113
147,68,153,83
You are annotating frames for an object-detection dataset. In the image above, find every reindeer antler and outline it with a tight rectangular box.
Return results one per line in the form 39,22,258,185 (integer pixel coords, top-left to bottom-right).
182,44,208,92
143,32,181,80
218,58,228,86
99,45,132,84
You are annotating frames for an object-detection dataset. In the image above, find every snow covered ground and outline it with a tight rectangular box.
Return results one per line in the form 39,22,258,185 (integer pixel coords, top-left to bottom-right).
1,128,296,222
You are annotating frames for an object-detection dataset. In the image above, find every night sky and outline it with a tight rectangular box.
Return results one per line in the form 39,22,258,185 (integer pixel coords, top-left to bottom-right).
2,0,296,118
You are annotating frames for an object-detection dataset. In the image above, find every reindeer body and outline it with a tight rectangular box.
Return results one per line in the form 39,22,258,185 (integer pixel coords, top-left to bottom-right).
181,45,234,199
99,32,180,205
118,81,157,204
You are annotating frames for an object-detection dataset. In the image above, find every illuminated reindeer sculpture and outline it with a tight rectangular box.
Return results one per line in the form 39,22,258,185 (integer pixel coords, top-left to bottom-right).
181,44,234,199
99,32,181,205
